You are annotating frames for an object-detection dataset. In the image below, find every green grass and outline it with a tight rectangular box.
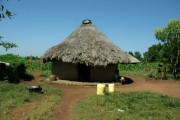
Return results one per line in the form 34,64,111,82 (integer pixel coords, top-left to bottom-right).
26,86,62,120
119,63,159,78
120,70,151,77
73,92,180,120
118,63,177,80
0,82,62,120
0,82,39,120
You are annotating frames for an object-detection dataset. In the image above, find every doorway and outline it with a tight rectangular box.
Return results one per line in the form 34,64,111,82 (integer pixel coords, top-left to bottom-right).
78,64,91,81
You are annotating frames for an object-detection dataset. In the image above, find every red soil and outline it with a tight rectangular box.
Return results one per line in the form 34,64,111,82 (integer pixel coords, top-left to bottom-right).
10,76,180,120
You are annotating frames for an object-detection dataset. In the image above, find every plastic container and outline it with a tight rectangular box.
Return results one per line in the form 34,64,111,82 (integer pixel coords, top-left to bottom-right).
97,84,105,95
108,84,115,93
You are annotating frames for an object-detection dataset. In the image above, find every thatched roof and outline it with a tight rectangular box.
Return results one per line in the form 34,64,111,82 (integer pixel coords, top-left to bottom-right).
125,53,140,64
42,19,140,66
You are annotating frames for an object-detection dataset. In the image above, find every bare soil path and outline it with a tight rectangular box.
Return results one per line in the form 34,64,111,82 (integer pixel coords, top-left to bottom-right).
10,76,180,120
10,77,45,120
51,85,96,120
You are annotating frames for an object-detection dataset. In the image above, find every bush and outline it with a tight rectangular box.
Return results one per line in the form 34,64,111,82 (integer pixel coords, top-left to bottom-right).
0,54,30,83
16,63,26,79
7,65,19,83
0,54,53,80
0,63,8,80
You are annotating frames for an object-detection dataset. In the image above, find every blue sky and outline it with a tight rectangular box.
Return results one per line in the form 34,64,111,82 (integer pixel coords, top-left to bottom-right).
0,0,180,57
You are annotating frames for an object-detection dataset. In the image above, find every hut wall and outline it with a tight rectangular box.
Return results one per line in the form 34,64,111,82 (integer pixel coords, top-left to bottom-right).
90,64,117,82
52,60,117,82
52,60,78,80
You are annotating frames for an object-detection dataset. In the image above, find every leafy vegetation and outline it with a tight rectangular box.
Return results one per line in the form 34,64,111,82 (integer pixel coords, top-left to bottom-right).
28,59,52,77
0,39,18,51
0,3,14,20
73,92,180,120
0,0,18,51
144,43,165,62
118,62,177,80
0,54,28,67
0,54,52,83
0,54,31,83
154,18,180,79
126,18,180,80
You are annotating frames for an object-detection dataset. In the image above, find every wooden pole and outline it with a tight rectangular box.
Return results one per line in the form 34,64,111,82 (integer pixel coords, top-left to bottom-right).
40,58,43,76
29,55,32,75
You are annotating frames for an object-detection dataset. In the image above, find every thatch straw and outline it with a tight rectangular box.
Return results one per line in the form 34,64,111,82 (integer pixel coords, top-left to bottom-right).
125,53,140,64
42,19,139,66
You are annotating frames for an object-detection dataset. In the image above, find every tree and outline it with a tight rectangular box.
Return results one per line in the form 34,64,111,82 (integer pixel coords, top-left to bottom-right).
143,43,164,62
128,51,134,56
0,1,18,51
134,51,142,61
128,51,142,61
154,18,180,79
0,3,14,20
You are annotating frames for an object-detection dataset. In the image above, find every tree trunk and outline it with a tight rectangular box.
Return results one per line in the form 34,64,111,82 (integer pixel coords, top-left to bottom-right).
162,63,167,79
173,64,177,80
173,50,180,80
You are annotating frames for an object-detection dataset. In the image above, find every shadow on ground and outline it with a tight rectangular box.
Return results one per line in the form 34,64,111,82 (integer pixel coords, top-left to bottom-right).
22,74,34,81
123,77,134,85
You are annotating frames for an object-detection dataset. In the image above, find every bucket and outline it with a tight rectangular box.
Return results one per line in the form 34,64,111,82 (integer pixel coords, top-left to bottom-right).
108,84,115,93
97,84,105,95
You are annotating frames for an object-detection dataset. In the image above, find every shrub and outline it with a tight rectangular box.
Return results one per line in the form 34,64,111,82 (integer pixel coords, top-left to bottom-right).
0,54,29,83
0,63,8,80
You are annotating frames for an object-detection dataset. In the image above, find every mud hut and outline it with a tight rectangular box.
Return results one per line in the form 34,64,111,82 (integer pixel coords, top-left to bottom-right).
42,19,139,82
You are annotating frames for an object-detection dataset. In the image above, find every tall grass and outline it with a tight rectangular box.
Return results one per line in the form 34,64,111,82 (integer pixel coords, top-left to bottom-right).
119,63,176,80
27,60,52,77
73,92,180,120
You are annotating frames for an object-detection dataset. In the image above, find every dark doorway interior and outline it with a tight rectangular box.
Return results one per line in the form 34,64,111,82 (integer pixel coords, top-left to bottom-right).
78,64,91,81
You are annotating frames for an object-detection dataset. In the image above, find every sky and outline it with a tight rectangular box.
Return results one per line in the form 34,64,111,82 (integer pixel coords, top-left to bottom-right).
0,0,180,57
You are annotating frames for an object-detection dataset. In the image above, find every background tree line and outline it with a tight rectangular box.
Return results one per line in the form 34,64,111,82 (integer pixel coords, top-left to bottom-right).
129,18,180,79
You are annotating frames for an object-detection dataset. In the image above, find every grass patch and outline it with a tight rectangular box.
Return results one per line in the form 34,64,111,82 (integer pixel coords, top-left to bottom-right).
26,86,62,120
0,82,62,120
73,92,180,120
120,70,150,77
0,82,39,120
118,63,178,80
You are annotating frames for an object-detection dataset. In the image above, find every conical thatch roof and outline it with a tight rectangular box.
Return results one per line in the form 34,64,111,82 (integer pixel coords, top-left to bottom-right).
42,19,139,66
125,53,140,64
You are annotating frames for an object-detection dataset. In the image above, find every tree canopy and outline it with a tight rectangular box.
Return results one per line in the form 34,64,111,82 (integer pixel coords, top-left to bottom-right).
0,1,18,51
0,4,14,20
154,18,180,79
144,43,165,62
128,51,142,61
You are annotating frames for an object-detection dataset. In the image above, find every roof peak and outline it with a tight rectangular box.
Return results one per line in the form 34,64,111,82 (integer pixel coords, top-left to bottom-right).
82,19,92,24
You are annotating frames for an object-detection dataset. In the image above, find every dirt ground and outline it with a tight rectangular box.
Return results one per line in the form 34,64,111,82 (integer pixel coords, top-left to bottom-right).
10,76,180,120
